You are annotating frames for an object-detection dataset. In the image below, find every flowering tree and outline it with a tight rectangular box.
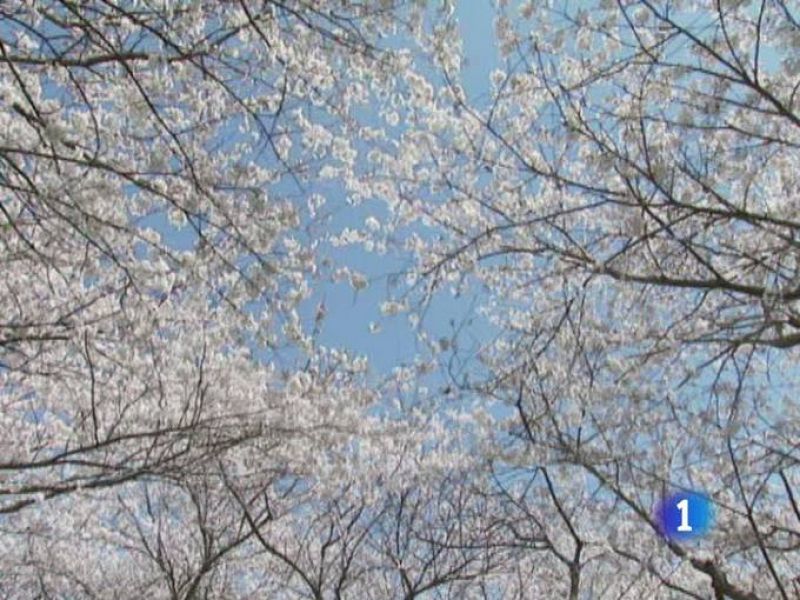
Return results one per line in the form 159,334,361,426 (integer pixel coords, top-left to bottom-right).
0,1,432,596
363,0,800,597
4,0,800,598
1,1,536,597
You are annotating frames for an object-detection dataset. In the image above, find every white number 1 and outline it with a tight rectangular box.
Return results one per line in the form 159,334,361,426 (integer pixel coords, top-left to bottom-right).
677,499,692,532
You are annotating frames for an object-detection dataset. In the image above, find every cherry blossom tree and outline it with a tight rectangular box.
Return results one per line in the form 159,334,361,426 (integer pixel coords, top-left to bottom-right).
1,2,534,598
0,1,448,596
362,0,800,597
5,0,800,598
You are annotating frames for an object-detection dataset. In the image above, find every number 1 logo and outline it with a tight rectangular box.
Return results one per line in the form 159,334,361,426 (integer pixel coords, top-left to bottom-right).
655,491,713,541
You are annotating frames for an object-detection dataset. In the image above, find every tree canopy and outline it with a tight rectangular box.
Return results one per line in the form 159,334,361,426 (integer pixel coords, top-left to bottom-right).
1,1,799,598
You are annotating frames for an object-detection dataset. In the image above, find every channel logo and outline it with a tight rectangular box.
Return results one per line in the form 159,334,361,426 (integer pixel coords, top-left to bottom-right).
655,491,714,542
